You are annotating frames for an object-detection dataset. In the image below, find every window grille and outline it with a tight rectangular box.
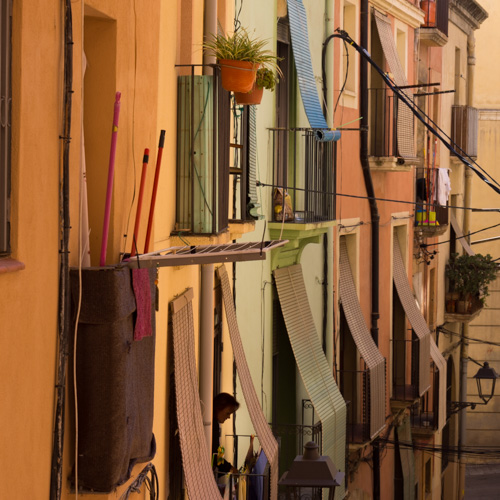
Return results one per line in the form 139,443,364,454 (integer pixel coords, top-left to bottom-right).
0,0,12,255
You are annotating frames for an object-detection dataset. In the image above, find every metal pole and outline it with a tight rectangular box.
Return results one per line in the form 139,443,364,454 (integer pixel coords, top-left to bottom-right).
200,264,215,454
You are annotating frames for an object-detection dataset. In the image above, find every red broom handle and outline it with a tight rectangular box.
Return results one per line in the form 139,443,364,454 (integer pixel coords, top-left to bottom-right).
130,148,150,257
144,130,165,254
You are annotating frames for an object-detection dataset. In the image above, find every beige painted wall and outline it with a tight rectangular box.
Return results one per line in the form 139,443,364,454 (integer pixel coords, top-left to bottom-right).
0,0,206,498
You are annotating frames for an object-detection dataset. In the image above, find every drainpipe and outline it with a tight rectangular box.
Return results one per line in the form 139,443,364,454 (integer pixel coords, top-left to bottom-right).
322,1,380,496
360,1,381,499
458,33,476,498
203,0,217,72
200,264,215,455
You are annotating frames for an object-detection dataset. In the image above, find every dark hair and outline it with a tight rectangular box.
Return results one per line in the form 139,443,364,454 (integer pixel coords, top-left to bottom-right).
213,392,240,413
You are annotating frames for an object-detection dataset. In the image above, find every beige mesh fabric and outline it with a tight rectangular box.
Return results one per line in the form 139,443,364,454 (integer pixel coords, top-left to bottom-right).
397,416,416,500
170,289,222,500
217,265,279,500
430,336,447,432
273,264,346,500
393,238,431,396
450,212,475,256
373,9,415,159
338,239,386,439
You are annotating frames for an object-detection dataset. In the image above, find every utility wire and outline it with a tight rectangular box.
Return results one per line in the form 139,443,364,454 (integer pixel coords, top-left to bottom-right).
420,221,500,248
439,326,500,348
333,29,500,197
256,180,500,213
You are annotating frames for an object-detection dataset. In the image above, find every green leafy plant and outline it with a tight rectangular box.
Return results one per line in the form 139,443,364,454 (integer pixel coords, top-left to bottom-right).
203,28,281,72
446,252,498,306
255,68,278,91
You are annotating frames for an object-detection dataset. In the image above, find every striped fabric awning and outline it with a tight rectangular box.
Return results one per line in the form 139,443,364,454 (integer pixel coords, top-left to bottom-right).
286,0,341,142
246,106,263,220
170,289,222,500
430,336,447,432
274,264,346,499
339,239,386,439
450,212,475,255
217,265,279,500
396,416,416,500
373,9,415,158
393,238,430,396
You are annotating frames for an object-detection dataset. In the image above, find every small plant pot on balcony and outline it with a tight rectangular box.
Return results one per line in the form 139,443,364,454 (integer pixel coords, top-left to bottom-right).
219,59,259,93
421,0,436,27
456,299,471,314
234,84,264,105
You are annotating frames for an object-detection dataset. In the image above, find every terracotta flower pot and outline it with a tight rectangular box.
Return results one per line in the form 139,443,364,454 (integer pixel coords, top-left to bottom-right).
234,85,264,105
421,0,436,27
219,59,259,93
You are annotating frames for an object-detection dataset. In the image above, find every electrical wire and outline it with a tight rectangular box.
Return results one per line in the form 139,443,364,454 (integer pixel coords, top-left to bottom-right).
421,221,500,248
119,463,159,500
333,39,349,115
121,0,139,261
439,326,500,348
256,180,500,213
333,30,500,196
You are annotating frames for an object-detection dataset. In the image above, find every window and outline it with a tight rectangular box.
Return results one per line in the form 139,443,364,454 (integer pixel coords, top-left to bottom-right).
0,0,12,255
342,0,357,95
425,458,432,495
396,27,407,80
454,48,461,105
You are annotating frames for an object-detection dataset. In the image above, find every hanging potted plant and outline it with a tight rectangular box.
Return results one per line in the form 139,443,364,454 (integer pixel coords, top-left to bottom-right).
234,68,278,105
203,28,280,93
445,252,498,314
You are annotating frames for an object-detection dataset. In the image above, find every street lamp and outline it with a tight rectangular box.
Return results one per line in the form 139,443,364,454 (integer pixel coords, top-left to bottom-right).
278,441,344,500
449,361,500,415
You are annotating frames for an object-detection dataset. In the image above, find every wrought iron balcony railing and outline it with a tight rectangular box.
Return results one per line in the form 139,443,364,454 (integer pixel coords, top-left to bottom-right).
410,365,440,432
269,128,336,224
175,64,231,235
368,88,398,158
391,337,421,402
340,369,370,444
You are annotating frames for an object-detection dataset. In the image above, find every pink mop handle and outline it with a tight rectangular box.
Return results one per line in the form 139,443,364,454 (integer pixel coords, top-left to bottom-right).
130,148,150,257
100,92,121,267
144,130,165,254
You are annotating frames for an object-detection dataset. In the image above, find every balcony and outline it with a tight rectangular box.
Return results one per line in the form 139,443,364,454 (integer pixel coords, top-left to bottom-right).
444,293,483,323
419,0,449,47
217,433,271,499
410,367,440,437
451,105,479,159
368,88,413,172
391,337,421,411
175,65,231,235
269,128,336,224
341,370,371,446
414,166,449,236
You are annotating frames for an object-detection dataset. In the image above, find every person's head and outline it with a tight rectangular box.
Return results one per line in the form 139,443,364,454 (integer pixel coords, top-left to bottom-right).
214,392,240,424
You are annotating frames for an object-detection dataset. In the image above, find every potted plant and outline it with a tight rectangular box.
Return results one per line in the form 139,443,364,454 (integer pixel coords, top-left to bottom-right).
445,253,498,314
234,68,278,105
203,28,280,93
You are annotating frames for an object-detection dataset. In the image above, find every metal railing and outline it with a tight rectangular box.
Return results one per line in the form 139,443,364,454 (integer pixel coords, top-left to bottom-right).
340,369,370,444
269,128,336,223
415,169,449,230
216,433,270,499
410,364,440,431
391,337,420,401
368,88,398,158
175,64,230,235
